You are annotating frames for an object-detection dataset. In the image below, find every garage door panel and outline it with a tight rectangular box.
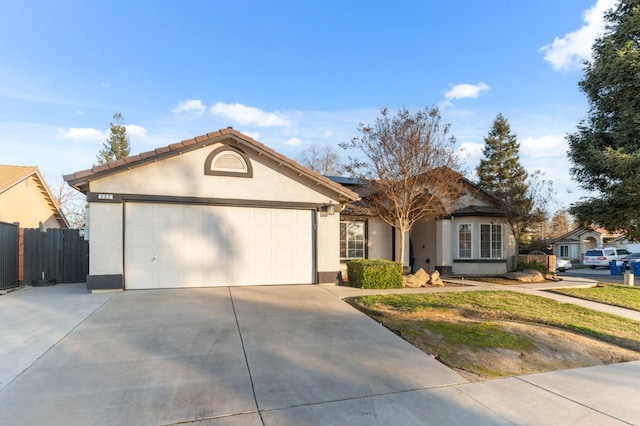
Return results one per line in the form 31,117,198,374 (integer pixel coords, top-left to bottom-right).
125,203,313,289
127,225,153,246
126,268,154,289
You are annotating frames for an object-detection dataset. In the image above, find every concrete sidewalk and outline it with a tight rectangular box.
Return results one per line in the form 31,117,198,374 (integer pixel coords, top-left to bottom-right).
0,282,639,425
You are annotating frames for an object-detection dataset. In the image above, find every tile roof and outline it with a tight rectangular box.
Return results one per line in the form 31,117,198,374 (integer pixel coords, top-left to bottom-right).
64,128,359,202
0,165,38,193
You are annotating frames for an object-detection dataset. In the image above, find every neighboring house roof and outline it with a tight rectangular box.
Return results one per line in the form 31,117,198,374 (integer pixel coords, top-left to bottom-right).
549,227,622,245
0,165,38,192
549,228,592,244
0,165,69,228
65,128,359,203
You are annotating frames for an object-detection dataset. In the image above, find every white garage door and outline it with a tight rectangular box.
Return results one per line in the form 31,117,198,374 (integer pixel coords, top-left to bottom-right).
124,203,314,289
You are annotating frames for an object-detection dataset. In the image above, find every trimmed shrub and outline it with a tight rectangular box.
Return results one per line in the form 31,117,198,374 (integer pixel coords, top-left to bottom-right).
346,259,403,289
515,259,549,274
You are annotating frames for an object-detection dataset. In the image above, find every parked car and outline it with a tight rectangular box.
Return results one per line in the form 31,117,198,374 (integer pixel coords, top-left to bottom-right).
620,252,640,267
555,258,572,272
583,248,631,269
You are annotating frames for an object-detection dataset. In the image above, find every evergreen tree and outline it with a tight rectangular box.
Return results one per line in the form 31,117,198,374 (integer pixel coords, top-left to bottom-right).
477,114,549,255
97,113,131,164
477,113,529,206
568,0,640,239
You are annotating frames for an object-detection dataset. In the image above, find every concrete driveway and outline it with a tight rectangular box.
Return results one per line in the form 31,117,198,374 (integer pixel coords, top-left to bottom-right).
1,283,639,425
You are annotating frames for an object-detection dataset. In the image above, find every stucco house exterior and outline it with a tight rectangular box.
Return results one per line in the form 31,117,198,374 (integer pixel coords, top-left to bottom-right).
0,165,68,229
65,128,359,291
550,227,624,261
330,176,516,277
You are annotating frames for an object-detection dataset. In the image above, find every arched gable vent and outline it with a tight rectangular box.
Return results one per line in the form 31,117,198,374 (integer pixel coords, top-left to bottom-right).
204,146,253,178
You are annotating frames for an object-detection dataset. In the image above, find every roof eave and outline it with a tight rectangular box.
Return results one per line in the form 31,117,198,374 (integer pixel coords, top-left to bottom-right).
64,129,360,202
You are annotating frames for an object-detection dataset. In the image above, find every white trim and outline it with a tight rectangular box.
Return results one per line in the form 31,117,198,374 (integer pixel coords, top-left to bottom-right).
457,223,472,259
211,150,248,173
480,222,503,259
340,220,365,260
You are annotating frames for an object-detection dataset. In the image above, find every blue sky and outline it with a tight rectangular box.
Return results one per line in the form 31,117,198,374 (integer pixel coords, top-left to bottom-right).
0,0,617,211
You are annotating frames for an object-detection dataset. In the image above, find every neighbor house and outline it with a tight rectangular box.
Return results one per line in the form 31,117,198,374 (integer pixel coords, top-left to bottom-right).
65,128,359,291
330,175,517,277
550,227,622,262
0,165,68,229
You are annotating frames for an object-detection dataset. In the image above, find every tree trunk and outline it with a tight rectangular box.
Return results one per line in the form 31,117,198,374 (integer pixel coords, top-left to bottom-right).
398,223,407,268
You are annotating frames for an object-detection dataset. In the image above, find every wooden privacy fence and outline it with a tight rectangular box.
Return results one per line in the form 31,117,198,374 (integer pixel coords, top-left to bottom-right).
0,221,19,290
22,228,88,284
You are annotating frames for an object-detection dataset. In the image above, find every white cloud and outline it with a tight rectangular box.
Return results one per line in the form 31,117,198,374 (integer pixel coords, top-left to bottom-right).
56,127,105,142
210,102,291,127
241,131,261,140
171,99,206,115
445,82,490,102
459,141,484,163
520,134,567,160
75,110,84,116
125,124,148,138
283,137,302,146
540,0,618,72
100,82,111,88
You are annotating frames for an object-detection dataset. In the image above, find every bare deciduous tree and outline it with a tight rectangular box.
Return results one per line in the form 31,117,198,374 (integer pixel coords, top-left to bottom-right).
514,170,554,249
549,209,573,239
50,175,86,229
298,144,343,175
340,106,463,266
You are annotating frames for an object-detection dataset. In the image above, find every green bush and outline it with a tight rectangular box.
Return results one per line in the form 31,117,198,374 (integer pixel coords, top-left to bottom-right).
347,259,403,289
515,260,549,274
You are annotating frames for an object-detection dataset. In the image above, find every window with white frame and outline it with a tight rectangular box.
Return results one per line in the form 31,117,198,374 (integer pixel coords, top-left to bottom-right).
480,223,502,258
560,245,569,257
458,224,472,258
340,221,365,259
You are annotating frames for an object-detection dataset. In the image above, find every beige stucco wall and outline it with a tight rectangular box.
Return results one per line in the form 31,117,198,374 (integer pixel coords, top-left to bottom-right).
88,203,123,275
411,220,438,273
0,176,64,229
316,211,340,279
91,142,340,204
448,217,515,275
367,217,393,261
87,142,346,284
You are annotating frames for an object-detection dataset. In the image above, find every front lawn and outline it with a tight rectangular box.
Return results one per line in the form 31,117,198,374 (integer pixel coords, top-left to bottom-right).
549,284,640,311
349,291,640,380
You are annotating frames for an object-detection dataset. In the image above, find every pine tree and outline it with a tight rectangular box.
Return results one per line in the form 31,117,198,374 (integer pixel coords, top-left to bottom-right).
568,0,640,239
477,114,549,256
97,113,131,165
477,114,529,206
